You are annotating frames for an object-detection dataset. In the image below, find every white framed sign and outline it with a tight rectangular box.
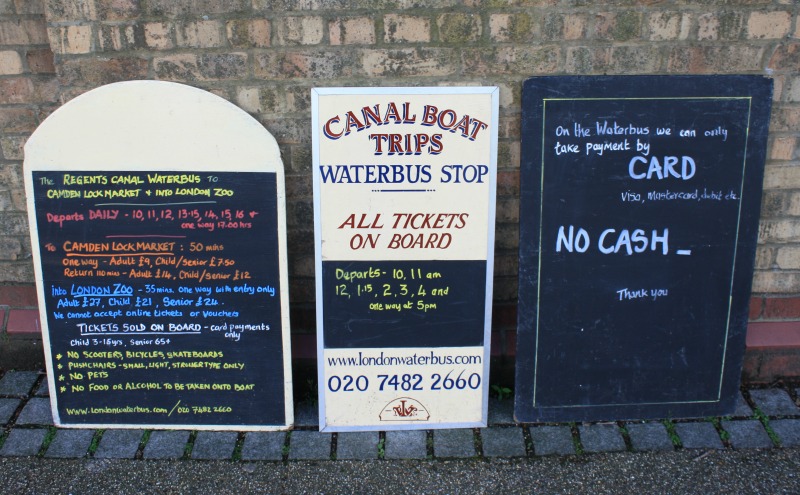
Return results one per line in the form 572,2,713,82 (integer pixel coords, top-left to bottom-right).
312,87,498,431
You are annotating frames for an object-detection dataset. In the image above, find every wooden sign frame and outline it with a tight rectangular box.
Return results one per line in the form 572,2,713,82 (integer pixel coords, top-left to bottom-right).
312,87,499,431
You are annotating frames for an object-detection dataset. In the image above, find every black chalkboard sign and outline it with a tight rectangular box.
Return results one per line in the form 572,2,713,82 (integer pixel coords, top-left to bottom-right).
31,171,288,427
515,76,772,422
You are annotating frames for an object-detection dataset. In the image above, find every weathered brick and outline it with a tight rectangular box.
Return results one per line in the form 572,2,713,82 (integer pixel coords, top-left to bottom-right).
44,0,97,22
0,77,36,104
770,105,800,133
143,22,173,50
776,247,800,270
0,107,37,133
747,11,792,40
13,0,44,15
593,11,642,42
329,17,374,46
176,20,223,48
236,84,307,115
49,25,93,54
490,13,534,43
565,46,611,74
0,20,49,45
462,46,558,76
0,235,21,259
384,14,430,43
563,14,587,40
255,50,357,79
97,24,143,51
95,0,140,21
364,48,456,78
227,19,271,48
760,219,800,243
786,192,800,216
144,0,249,17
275,16,323,46
697,13,719,41
769,43,800,72
771,136,797,161
438,13,481,44
26,48,54,73
666,45,764,73
764,165,800,190
154,52,247,82
0,135,25,160
756,246,777,270
752,271,800,293
0,50,22,75
60,56,148,86
647,12,690,41
608,45,661,73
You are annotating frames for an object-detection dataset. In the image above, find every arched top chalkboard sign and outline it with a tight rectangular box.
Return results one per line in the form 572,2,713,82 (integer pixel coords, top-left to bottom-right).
25,80,282,174
24,81,293,430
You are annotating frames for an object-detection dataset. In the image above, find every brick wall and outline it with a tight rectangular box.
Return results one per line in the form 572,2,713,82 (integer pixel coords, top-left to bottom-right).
0,0,798,378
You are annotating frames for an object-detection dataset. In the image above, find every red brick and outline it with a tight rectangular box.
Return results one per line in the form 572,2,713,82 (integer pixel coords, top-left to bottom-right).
0,284,37,306
491,303,517,328
769,42,800,71
763,297,800,319
0,77,33,104
750,296,764,320
744,321,800,382
496,170,519,196
26,48,55,73
6,309,40,334
0,107,37,133
59,57,149,87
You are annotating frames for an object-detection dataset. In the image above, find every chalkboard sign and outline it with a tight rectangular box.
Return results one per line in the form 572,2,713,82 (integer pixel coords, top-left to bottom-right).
24,81,293,430
313,87,498,431
515,76,772,422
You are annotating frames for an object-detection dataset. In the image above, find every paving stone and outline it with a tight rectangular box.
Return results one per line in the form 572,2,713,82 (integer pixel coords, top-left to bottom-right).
241,431,285,461
722,420,774,449
530,425,575,456
191,431,237,460
294,403,319,428
0,398,21,425
732,391,753,418
674,422,724,450
384,430,427,459
488,398,514,425
336,431,378,460
143,430,189,459
0,371,39,396
481,427,526,457
579,424,626,453
434,429,476,458
0,428,47,456
769,419,800,448
749,389,799,417
33,380,50,397
288,430,331,460
626,423,674,452
44,429,95,458
94,429,144,459
15,398,53,425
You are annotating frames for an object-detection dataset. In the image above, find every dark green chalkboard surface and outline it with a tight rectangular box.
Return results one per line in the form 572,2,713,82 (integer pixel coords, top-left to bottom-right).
515,75,772,422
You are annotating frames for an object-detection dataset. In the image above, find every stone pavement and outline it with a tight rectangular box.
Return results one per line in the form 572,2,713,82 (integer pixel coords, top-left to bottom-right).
1,370,800,461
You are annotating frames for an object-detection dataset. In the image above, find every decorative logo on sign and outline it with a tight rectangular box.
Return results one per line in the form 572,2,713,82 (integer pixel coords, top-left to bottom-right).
379,397,430,421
